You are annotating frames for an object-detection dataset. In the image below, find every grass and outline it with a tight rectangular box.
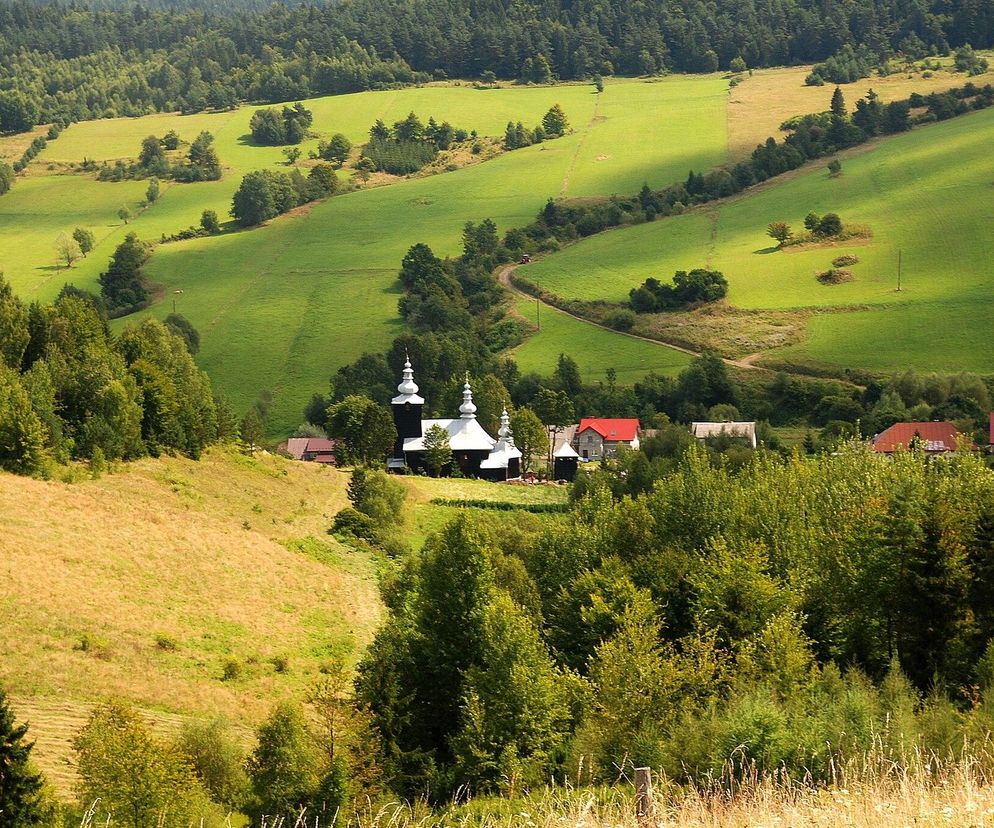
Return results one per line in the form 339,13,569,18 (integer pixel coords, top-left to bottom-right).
727,58,994,159
508,295,692,382
0,447,382,795
518,105,994,373
1,76,729,436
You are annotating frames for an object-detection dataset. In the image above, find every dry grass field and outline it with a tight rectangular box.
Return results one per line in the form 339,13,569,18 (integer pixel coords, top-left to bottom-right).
727,59,994,158
0,447,382,794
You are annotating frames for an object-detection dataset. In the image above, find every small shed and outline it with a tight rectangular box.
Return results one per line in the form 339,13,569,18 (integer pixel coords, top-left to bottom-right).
553,441,579,481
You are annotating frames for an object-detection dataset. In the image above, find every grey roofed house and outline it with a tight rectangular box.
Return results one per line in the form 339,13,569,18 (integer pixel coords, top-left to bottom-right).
691,421,758,448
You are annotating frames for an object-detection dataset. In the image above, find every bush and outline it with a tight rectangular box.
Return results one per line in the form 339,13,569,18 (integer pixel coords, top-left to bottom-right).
221,657,242,681
630,268,728,312
608,309,636,331
816,268,855,284
363,136,437,175
330,506,379,541
832,254,859,267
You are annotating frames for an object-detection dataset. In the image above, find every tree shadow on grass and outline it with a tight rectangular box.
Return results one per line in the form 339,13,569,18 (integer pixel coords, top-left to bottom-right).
753,246,780,255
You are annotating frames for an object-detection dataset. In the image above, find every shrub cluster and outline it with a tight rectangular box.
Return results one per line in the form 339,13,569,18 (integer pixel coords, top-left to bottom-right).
13,135,46,172
629,269,728,312
230,163,338,226
806,44,875,85
98,130,221,183
429,497,568,513
249,102,313,145
361,112,469,175
503,104,570,149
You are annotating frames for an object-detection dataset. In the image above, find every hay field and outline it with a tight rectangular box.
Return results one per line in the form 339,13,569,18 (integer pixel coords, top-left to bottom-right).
518,105,994,373
0,448,380,793
727,57,994,158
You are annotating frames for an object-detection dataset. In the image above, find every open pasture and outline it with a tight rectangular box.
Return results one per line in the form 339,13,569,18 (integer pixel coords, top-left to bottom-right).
0,77,729,433
508,294,691,382
519,106,994,374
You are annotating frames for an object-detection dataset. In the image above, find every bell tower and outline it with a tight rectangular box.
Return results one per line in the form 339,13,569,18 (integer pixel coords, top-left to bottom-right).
391,355,424,456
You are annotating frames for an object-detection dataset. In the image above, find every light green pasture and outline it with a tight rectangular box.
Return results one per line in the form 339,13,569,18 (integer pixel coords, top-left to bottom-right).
2,77,728,433
521,107,994,372
508,295,690,382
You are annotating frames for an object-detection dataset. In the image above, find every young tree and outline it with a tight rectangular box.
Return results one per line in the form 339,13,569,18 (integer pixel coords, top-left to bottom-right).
117,205,133,225
531,387,575,466
161,129,180,150
830,86,847,118
200,209,220,234
240,408,265,452
282,146,301,165
175,718,248,812
422,423,452,476
509,407,548,472
139,135,167,170
541,104,569,137
766,221,792,246
322,133,352,166
827,159,842,177
72,227,95,257
0,688,46,825
245,702,321,825
593,73,604,93
145,176,160,203
55,232,82,267
99,232,149,310
74,701,216,828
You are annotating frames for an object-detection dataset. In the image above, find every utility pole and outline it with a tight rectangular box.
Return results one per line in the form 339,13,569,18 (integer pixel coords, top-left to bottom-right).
536,297,540,331
896,249,902,292
172,288,184,314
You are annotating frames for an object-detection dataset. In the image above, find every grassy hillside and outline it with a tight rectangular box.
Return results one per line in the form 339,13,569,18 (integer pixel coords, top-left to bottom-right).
519,105,994,373
0,448,378,793
0,77,728,435
0,449,569,795
508,294,691,381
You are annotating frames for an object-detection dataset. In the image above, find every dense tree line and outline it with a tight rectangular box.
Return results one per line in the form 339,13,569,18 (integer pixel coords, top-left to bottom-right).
2,0,994,131
230,161,337,225
0,274,230,475
351,445,994,799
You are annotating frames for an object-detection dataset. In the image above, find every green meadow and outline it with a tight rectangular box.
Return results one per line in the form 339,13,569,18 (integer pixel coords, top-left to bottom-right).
0,76,729,434
521,106,994,374
508,295,691,382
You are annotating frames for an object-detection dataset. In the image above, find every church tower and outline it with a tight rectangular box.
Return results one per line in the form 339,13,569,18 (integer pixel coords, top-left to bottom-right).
391,355,424,457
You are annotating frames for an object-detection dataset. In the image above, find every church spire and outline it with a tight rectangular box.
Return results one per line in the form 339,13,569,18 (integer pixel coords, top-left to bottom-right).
397,352,419,397
459,373,477,418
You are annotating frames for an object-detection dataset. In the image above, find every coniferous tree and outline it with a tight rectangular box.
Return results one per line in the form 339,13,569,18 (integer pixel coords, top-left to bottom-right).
0,688,45,825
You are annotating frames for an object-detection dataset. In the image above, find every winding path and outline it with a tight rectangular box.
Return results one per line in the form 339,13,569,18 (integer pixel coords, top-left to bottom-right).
498,264,766,372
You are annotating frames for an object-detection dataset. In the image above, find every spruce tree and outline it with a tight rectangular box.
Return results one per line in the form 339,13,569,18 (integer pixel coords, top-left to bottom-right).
0,689,45,825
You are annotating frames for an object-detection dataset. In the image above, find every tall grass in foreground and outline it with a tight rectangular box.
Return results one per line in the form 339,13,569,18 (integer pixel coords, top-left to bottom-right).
219,743,994,828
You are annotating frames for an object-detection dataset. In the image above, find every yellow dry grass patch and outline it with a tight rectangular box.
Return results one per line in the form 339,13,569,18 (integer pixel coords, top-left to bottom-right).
0,447,381,795
0,124,49,164
728,61,994,158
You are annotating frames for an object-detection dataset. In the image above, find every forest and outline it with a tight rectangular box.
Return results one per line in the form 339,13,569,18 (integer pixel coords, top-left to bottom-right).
2,0,994,127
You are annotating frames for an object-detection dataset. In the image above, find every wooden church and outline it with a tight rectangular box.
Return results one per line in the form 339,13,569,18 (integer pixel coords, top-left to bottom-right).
387,356,521,480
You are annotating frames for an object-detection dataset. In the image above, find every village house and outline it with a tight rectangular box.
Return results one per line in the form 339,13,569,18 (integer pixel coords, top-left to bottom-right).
572,418,641,460
691,421,758,448
872,421,966,455
388,357,521,480
279,436,337,464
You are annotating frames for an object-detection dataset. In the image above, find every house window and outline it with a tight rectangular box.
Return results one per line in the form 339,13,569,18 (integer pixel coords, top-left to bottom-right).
586,435,593,443
582,450,588,459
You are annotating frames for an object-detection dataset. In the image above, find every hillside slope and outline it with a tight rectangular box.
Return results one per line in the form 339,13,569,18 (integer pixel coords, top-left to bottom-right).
0,448,381,794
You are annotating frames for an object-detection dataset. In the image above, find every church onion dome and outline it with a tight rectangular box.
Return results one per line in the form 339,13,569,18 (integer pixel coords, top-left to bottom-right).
459,374,477,418
391,354,425,405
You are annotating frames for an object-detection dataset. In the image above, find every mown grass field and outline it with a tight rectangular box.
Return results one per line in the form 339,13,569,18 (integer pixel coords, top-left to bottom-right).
520,104,994,373
509,294,691,381
1,77,728,435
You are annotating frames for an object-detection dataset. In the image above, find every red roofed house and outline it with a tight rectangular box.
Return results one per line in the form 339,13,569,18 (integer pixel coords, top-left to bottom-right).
279,437,338,465
573,418,641,460
872,421,963,455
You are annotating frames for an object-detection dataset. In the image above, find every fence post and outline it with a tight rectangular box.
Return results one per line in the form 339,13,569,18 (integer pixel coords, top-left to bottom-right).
635,766,654,826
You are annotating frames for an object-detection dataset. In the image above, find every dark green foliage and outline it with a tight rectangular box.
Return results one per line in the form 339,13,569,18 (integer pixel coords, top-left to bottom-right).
0,689,45,825
175,718,249,812
319,132,352,166
428,498,567,513
12,136,46,173
808,45,875,86
326,396,396,464
541,104,569,136
954,44,990,75
630,268,728,312
139,134,168,173
72,227,95,256
363,137,437,175
0,90,39,133
200,209,220,234
230,169,296,226
250,103,312,145
0,162,14,196
99,232,150,313
172,131,221,182
163,313,200,355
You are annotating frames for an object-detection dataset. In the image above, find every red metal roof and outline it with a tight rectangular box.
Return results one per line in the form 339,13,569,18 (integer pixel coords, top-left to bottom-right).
577,418,640,442
872,421,962,453
304,438,336,452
